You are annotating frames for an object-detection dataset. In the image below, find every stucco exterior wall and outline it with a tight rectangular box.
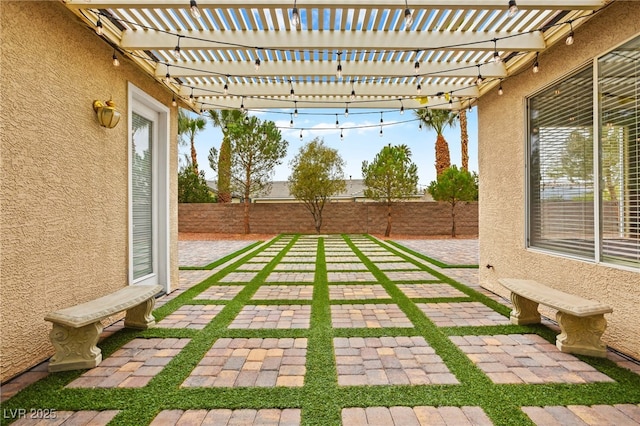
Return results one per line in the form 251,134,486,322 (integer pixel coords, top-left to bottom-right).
478,2,640,359
0,2,179,381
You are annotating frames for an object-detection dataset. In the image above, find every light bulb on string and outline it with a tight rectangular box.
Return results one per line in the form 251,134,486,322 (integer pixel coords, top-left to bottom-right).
299,130,303,141
290,1,300,27
189,87,194,100
290,113,294,127
335,114,339,128
418,121,423,131
508,0,518,18
416,82,422,95
533,53,540,73
112,50,120,66
380,112,384,125
498,82,504,96
399,100,404,115
566,22,575,45
244,115,250,124
223,81,229,96
172,96,177,107
190,0,201,19
173,37,182,60
340,129,344,141
336,52,342,79
379,127,383,137
254,57,261,71
344,104,349,117
476,66,484,85
95,17,103,35
165,71,171,85
414,60,420,74
240,97,245,113
294,101,298,118
350,88,356,101
493,40,501,63
403,0,413,29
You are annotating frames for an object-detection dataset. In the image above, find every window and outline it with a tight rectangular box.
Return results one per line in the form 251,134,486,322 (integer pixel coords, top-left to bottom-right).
527,35,639,268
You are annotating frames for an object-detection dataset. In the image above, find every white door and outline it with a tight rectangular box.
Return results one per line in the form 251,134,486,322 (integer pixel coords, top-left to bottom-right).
129,84,170,291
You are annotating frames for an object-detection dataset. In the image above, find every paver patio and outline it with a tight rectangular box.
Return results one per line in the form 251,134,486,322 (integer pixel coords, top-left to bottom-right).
2,234,639,426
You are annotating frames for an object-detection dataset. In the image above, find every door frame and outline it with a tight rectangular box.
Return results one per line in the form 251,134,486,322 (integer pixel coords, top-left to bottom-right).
128,83,170,292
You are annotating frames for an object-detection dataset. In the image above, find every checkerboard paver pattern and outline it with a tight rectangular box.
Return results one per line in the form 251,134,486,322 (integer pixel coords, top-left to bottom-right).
229,305,311,329
266,272,316,282
150,408,301,425
328,285,390,300
325,263,369,271
237,263,268,271
156,305,224,329
325,256,362,263
252,285,314,300
384,271,439,281
331,304,413,328
183,338,307,388
451,334,615,384
280,256,317,263
342,406,492,425
67,338,190,388
178,270,217,288
334,336,458,385
418,302,511,327
220,271,259,283
194,285,244,300
178,241,259,267
397,283,467,299
12,411,120,426
443,268,480,288
249,256,276,263
522,404,640,425
327,271,376,282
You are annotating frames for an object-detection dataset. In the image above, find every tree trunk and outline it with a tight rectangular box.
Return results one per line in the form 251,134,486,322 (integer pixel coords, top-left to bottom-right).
451,202,456,238
435,134,451,177
459,109,469,172
243,198,250,234
314,215,322,234
217,138,231,203
385,202,392,237
190,136,198,172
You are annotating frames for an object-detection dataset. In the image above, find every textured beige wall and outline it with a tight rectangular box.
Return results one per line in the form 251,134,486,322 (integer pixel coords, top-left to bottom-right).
0,2,179,381
478,2,640,359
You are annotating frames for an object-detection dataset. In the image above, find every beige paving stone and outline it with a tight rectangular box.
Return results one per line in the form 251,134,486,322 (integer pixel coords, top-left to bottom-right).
397,283,466,299
384,271,439,281
341,406,492,425
156,305,224,329
417,302,510,327
329,285,390,300
327,272,377,282
220,272,259,283
252,285,314,300
195,286,244,300
265,272,316,283
229,305,311,329
331,304,413,328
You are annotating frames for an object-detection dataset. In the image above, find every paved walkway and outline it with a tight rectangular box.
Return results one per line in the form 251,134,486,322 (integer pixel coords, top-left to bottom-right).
2,235,639,425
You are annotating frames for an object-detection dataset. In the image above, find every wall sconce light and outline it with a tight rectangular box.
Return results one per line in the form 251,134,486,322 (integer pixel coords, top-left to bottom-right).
92,99,121,128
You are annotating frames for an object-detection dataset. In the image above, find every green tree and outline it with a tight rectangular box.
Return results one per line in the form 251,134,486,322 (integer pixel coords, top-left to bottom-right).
288,138,347,234
178,164,215,203
212,115,287,233
361,144,419,237
207,110,244,203
428,165,478,237
178,109,207,172
415,108,458,177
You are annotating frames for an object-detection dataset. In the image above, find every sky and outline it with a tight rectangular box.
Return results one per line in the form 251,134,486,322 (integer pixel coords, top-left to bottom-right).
180,107,478,192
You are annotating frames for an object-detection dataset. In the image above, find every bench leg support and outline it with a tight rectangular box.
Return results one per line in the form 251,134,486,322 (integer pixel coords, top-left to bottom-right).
509,293,541,325
48,322,103,372
556,312,608,358
124,298,156,329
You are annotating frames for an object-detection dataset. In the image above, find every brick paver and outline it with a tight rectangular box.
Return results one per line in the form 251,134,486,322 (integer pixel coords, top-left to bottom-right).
183,338,307,388
280,256,317,263
178,270,217,289
397,283,467,299
522,404,640,425
451,334,615,384
179,241,260,267
342,406,492,425
252,285,314,300
67,338,190,388
195,285,245,300
376,262,421,270
418,302,511,327
384,271,439,281
363,255,407,262
156,305,224,329
230,305,311,329
334,336,458,385
266,272,316,283
393,239,479,265
327,271,376,282
324,256,362,263
331,304,413,328
150,408,301,425
274,263,316,271
329,285,390,300
237,263,269,271
326,263,369,271
220,272,259,283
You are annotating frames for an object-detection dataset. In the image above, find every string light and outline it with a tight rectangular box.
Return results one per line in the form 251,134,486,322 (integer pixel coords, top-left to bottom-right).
165,69,171,85
223,76,229,96
289,81,296,99
172,96,177,107
240,96,245,112
112,49,120,66
294,101,298,118
566,21,575,45
299,129,303,140
95,17,103,35
340,129,344,141
404,0,413,29
174,37,182,60
476,65,484,85
190,0,201,19
399,99,404,115
254,57,261,71
350,87,356,101
189,87,194,100
493,40,501,63
336,52,342,79
414,57,420,74
290,113,294,127
290,0,300,27
508,0,518,18
498,81,504,95
379,127,383,137
418,121,423,131
532,53,539,73
244,115,250,124
335,114,340,128
416,82,422,95
344,104,349,117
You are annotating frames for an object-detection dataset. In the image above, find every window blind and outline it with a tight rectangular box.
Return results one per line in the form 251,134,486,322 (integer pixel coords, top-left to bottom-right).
132,112,154,280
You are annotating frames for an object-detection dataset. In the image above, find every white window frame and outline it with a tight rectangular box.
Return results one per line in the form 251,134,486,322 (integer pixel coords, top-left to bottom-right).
128,83,171,291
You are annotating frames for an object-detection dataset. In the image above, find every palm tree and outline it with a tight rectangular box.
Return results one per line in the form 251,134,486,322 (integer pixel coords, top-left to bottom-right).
178,109,207,172
207,110,244,203
459,109,469,171
415,108,458,177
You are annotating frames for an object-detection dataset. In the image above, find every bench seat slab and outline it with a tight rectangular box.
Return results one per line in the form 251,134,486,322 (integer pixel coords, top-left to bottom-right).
48,322,103,372
556,311,608,358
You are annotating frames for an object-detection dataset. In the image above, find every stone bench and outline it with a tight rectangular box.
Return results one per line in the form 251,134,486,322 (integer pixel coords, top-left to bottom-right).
45,284,163,372
498,278,613,358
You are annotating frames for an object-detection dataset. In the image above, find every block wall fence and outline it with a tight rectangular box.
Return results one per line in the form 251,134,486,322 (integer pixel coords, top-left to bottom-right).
179,202,478,236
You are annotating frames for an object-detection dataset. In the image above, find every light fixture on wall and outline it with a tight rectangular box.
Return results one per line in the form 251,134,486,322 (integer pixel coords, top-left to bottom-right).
93,99,121,128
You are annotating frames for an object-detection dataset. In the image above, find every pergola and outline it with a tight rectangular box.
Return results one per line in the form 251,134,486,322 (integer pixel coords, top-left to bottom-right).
63,0,608,112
